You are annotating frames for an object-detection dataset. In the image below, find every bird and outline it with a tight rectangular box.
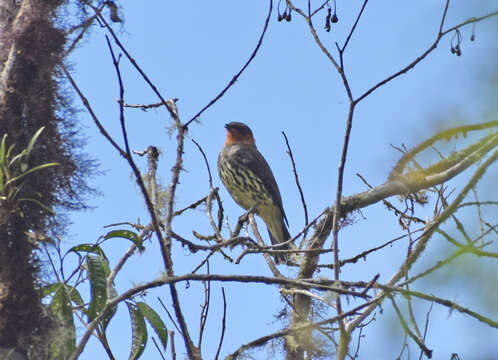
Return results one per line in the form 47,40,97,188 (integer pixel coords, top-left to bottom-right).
218,122,292,263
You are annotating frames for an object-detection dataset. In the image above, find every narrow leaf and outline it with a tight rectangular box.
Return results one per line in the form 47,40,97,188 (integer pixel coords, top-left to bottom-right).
5,162,59,187
68,243,105,257
0,134,6,166
0,166,4,194
65,285,84,307
22,126,45,171
50,284,76,359
8,151,25,168
136,302,168,349
42,282,61,297
100,286,118,333
127,302,147,360
18,197,55,214
105,229,144,251
87,255,108,322
5,143,15,160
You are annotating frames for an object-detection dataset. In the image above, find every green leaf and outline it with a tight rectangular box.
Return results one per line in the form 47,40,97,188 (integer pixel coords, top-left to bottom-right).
66,285,84,307
0,166,4,194
5,162,59,187
5,143,15,161
8,151,25,169
127,301,147,360
0,134,6,167
136,302,168,349
49,284,76,359
87,255,108,322
18,197,55,214
68,243,105,257
100,286,118,333
42,282,62,297
21,126,45,172
104,229,145,251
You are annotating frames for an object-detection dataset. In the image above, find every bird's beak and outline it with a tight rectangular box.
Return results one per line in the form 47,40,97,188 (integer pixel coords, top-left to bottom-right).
224,123,229,130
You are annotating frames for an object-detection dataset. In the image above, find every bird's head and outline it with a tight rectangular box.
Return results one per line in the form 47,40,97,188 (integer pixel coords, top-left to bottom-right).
224,122,256,146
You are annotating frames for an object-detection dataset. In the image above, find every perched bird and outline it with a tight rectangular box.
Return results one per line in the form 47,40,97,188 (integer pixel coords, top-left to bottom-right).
218,122,291,263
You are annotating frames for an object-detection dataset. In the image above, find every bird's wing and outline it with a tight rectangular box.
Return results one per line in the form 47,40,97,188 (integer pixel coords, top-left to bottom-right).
232,144,289,226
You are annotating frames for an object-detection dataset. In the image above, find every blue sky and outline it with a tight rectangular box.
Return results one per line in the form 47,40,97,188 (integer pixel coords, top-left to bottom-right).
65,1,497,359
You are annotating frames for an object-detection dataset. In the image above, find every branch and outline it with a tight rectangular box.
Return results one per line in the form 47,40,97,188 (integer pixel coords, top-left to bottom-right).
386,286,498,329
214,287,227,360
345,146,498,334
226,298,375,359
185,0,273,127
88,3,179,122
282,131,309,227
355,9,498,103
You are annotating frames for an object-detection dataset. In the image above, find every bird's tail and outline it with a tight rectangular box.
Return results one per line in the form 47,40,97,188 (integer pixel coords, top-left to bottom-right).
267,219,293,264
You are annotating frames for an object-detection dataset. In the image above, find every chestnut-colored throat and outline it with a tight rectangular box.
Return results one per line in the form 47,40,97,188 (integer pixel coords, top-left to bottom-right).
225,131,255,146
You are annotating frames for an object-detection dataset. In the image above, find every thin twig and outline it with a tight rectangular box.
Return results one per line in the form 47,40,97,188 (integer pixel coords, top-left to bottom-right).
346,148,498,334
185,0,274,127
389,296,433,358
158,297,182,335
151,337,167,360
226,299,375,359
214,287,227,360
198,261,211,348
438,0,451,35
192,139,213,187
282,131,309,226
355,10,498,104
249,214,283,277
332,103,356,356
169,331,176,360
338,0,369,69
419,302,433,360
90,4,178,122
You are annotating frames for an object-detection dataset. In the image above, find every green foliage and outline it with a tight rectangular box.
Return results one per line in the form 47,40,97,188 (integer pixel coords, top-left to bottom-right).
136,302,168,350
0,127,59,213
87,255,108,322
43,231,168,360
127,302,148,360
49,284,76,360
104,229,145,252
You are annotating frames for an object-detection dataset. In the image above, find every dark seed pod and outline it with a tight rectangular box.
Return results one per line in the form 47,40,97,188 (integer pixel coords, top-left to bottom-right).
278,13,284,22
456,48,462,56
325,8,331,32
285,11,292,22
331,13,338,23
450,46,455,54
470,34,475,41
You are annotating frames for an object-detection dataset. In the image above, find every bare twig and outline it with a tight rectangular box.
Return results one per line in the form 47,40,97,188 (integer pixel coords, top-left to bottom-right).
282,131,309,227
151,337,167,360
346,147,498,334
192,139,213,187
438,0,450,35
332,103,356,358
355,10,498,103
248,214,283,277
420,303,434,360
185,0,274,127
90,4,179,122
198,261,211,348
158,297,182,335
214,287,227,360
337,0,369,69
226,299,375,359
169,331,176,360
389,296,433,358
